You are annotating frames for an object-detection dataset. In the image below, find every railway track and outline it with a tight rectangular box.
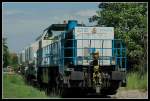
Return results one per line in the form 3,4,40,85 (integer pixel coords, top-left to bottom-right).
61,89,147,99
23,76,147,99
55,88,148,98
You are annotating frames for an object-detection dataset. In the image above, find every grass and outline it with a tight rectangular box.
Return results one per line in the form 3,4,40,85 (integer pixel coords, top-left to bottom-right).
3,73,49,98
3,71,147,98
126,71,147,91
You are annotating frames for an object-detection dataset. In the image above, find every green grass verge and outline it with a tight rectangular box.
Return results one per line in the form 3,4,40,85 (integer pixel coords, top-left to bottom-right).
126,72,147,91
3,73,49,98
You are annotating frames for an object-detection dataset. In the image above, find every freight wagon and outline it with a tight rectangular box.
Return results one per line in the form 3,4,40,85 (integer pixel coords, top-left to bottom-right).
19,20,127,96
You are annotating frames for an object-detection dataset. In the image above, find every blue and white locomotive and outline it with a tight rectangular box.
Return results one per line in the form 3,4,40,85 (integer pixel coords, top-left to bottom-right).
19,20,127,96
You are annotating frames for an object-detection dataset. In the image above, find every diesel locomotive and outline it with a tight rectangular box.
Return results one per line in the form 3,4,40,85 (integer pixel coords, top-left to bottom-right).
18,20,127,96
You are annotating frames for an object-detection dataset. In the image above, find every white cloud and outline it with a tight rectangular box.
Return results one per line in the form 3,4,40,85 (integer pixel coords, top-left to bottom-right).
75,9,97,17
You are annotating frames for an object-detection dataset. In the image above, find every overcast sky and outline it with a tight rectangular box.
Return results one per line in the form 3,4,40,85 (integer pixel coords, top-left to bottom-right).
2,2,99,53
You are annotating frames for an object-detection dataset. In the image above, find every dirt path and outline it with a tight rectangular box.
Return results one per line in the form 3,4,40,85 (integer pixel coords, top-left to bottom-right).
110,88,148,99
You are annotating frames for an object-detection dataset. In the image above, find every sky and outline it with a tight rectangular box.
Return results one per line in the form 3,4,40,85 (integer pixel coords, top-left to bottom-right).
2,2,100,53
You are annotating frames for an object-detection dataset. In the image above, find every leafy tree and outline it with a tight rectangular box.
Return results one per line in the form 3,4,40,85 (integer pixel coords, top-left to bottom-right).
3,37,19,70
3,37,10,68
89,3,147,73
9,53,19,71
10,53,18,65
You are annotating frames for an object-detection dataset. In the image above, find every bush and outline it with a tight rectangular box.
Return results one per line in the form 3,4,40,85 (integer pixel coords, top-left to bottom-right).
127,71,147,91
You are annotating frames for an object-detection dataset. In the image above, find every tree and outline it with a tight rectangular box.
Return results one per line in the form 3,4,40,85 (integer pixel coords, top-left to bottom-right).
10,53,18,65
89,3,147,73
3,37,10,68
9,52,19,72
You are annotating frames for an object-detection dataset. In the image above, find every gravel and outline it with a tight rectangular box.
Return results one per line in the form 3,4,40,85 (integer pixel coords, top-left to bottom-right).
110,88,148,99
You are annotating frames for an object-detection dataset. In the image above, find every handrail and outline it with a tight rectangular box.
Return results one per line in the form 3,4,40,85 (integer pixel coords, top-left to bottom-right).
39,38,127,73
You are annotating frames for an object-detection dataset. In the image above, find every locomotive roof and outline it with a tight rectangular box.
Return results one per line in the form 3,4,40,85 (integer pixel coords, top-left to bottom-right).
35,23,85,42
45,23,85,31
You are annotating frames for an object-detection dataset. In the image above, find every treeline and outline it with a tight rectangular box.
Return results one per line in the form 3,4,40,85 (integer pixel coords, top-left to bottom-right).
3,37,18,68
89,3,147,74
